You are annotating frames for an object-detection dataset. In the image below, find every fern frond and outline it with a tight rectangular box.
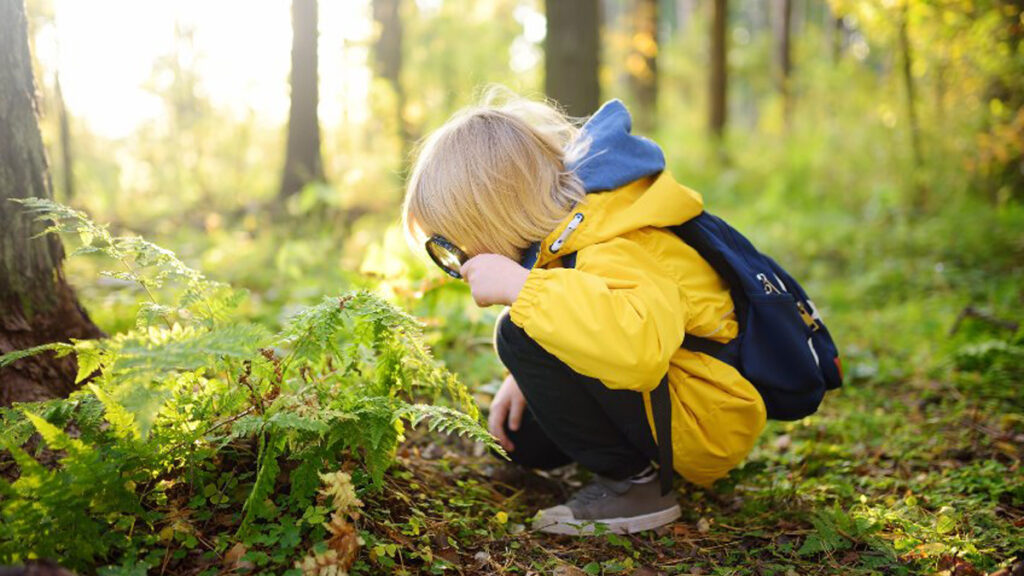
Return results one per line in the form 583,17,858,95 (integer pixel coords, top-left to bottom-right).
0,409,32,448
14,198,117,255
109,323,270,377
22,411,88,455
89,384,140,441
239,432,284,535
0,342,74,368
274,296,348,366
399,404,504,458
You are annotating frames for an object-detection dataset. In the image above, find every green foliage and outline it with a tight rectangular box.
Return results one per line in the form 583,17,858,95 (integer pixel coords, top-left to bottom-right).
0,200,500,572
14,1,1023,573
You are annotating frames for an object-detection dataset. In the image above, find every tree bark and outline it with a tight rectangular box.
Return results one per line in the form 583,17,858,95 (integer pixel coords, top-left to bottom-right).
544,0,601,117
709,0,728,138
0,0,103,406
774,0,793,128
279,0,325,199
628,0,658,133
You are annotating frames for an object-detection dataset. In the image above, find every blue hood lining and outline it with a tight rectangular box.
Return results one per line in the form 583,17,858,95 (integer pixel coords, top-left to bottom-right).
520,99,665,268
567,99,666,193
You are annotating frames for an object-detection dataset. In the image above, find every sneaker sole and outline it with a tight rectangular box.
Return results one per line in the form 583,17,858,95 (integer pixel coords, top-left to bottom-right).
533,504,682,535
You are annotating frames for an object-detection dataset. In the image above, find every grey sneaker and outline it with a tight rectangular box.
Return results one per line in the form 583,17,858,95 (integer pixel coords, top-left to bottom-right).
532,475,681,535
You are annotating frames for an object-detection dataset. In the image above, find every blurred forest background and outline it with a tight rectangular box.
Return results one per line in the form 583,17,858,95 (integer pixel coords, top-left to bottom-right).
1,0,1023,574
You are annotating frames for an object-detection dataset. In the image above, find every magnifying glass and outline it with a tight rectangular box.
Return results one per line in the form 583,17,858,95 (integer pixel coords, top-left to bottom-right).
425,235,468,279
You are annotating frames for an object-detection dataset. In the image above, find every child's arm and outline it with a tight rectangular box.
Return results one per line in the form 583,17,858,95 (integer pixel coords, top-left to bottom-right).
508,235,687,393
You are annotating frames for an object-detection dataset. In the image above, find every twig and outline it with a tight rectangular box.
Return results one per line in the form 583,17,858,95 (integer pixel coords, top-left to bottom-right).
949,306,1019,336
204,406,257,437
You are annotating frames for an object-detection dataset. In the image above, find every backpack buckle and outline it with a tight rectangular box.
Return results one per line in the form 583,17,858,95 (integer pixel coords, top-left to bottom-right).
796,301,821,332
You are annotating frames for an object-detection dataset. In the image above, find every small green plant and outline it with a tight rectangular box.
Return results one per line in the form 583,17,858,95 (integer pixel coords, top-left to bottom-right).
0,199,500,573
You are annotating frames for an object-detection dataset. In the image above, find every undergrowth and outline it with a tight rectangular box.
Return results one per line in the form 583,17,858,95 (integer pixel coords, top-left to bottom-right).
0,199,500,575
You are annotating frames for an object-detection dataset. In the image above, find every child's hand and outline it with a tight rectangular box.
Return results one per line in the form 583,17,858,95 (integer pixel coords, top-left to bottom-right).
460,254,529,307
488,374,526,452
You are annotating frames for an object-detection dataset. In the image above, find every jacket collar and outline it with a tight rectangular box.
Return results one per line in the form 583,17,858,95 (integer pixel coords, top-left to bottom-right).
520,99,667,269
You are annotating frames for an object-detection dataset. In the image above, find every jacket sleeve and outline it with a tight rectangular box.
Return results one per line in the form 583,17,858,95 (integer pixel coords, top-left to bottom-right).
508,235,687,392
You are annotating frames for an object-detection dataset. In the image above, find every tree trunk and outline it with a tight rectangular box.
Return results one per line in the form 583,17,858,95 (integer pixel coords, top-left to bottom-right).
774,0,793,128
898,5,923,170
372,0,410,159
628,0,658,133
709,0,727,138
831,16,845,63
0,0,103,406
279,0,325,199
55,74,73,203
544,0,601,117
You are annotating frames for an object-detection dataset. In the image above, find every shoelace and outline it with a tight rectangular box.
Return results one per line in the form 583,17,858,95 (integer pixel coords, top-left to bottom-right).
569,481,614,506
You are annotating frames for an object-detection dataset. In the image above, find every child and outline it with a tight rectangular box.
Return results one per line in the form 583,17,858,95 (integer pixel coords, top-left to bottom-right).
402,90,766,535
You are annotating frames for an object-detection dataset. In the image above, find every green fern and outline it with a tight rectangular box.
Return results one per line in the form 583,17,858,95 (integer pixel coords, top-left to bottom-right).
0,342,73,368
0,200,500,571
401,403,506,458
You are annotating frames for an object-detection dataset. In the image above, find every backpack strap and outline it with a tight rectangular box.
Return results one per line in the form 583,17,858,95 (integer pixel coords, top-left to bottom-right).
680,334,726,358
651,375,674,496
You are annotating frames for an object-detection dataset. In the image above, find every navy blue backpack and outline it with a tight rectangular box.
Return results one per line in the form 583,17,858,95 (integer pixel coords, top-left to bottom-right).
563,210,843,420
668,212,844,419
560,211,843,492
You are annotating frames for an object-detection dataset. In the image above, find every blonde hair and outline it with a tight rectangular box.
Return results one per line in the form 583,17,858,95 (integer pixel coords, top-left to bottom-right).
402,87,588,263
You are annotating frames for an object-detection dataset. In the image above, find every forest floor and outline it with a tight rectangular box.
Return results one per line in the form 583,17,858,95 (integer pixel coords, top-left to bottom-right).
350,366,1023,576
5,190,1022,576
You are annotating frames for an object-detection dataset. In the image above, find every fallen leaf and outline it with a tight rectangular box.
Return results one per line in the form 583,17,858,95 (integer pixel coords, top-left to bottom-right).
994,441,1019,459
436,545,460,565
553,563,587,576
223,542,247,566
324,513,361,571
672,523,696,539
840,551,860,564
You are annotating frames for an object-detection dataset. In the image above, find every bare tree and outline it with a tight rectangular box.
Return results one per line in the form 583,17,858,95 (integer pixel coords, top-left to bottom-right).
544,0,601,117
774,0,793,127
0,0,103,405
372,0,410,158
628,0,658,132
280,0,325,199
898,4,922,170
709,0,728,138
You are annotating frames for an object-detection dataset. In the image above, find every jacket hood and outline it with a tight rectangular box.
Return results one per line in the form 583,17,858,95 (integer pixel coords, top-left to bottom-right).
521,99,704,269
570,99,666,192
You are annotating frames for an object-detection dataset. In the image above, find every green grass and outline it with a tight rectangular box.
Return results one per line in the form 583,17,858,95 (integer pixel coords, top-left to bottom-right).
48,145,1021,575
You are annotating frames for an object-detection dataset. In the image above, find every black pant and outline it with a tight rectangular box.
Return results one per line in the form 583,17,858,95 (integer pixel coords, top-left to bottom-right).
494,311,658,481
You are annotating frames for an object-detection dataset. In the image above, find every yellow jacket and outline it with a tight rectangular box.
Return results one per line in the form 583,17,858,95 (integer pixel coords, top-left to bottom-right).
508,170,767,486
